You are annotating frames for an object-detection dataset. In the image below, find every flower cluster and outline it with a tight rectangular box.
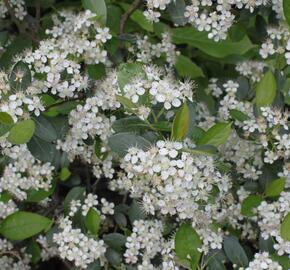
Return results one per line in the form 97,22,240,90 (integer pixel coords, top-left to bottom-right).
129,32,180,66
144,0,284,41
53,217,106,269
0,144,54,200
111,140,231,253
0,0,27,20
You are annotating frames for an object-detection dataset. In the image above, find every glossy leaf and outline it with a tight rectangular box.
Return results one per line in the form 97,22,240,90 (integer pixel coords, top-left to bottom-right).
85,208,101,235
8,119,35,144
0,211,52,240
175,223,202,269
171,102,190,141
223,236,248,267
108,132,151,157
175,54,204,79
197,122,232,147
172,27,255,58
241,195,263,217
82,0,107,25
256,70,277,107
265,178,286,198
281,212,290,241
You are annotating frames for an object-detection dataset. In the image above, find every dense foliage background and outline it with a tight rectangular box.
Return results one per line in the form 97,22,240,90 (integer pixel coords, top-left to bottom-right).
0,0,290,269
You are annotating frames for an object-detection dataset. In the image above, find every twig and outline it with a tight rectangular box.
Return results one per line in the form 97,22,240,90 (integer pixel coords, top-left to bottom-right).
119,0,143,35
35,2,41,33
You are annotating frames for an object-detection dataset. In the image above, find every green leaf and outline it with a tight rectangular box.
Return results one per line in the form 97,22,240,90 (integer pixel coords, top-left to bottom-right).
265,178,286,198
128,200,145,224
33,115,57,142
82,0,107,25
223,236,248,267
229,109,250,122
0,112,14,125
197,122,232,147
64,187,86,214
0,123,12,137
0,112,14,137
255,70,277,107
60,167,71,181
87,64,106,80
112,116,147,132
9,61,31,91
85,208,101,235
175,55,204,79
172,27,255,58
241,195,263,217
26,182,56,203
283,0,290,26
103,233,127,252
0,211,52,240
27,136,56,163
168,0,187,26
116,95,138,110
281,212,290,241
187,145,218,155
117,63,144,90
175,223,202,269
0,35,32,70
191,126,205,143
120,3,153,32
271,254,290,269
108,132,151,157
8,119,35,144
171,102,190,141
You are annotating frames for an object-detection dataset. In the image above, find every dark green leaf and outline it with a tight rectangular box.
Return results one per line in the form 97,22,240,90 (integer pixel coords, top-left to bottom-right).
175,54,204,79
103,233,127,252
64,187,86,214
108,132,151,157
223,236,248,267
0,112,14,125
9,61,31,91
33,115,57,142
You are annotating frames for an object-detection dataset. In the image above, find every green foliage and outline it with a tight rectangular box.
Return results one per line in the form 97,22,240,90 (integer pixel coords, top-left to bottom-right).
255,70,277,107
0,211,52,240
175,223,202,269
223,236,249,267
82,0,107,25
171,102,190,141
281,212,290,241
7,119,35,144
265,178,286,198
172,27,255,58
85,208,101,235
197,122,232,147
175,55,205,79
283,0,290,26
241,195,263,217
108,132,152,157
